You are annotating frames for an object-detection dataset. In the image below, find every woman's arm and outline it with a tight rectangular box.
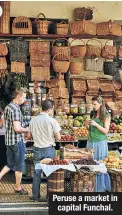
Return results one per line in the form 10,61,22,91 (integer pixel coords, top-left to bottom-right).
90,116,111,135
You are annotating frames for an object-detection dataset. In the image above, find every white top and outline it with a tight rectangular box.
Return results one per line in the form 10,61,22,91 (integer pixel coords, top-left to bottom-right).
0,115,5,136
29,112,61,148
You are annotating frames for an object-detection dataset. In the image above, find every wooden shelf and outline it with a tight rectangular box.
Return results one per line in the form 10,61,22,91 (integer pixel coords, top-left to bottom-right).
0,34,119,40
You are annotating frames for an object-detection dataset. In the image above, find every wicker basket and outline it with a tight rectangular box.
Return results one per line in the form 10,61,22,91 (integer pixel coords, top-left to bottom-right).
70,39,86,58
34,13,51,35
12,16,32,34
85,58,104,72
87,78,100,91
97,20,121,36
11,62,25,73
99,79,115,95
70,20,96,35
116,100,122,113
52,38,70,61
48,87,69,99
86,39,102,58
104,62,119,76
69,58,83,75
118,42,122,58
72,78,86,96
115,90,122,100
101,40,117,59
29,40,50,54
30,53,50,67
86,92,98,103
109,170,122,192
47,170,64,192
0,1,10,34
71,169,96,192
52,54,70,73
31,67,50,81
45,78,66,88
0,43,8,56
53,98,69,108
56,21,69,35
102,95,114,104
0,57,7,70
73,7,93,21
72,96,85,105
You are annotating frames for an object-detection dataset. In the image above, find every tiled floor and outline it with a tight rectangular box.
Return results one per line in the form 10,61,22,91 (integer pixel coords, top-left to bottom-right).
0,172,47,203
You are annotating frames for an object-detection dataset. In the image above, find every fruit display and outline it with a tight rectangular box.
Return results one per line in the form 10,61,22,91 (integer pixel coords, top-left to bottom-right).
72,158,97,165
65,144,77,149
61,135,77,142
108,151,120,158
107,133,122,142
73,127,89,138
48,157,68,165
73,116,84,127
109,115,122,133
103,155,122,169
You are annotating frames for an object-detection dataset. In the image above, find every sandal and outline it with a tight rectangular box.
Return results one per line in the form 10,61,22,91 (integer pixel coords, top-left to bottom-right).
15,188,28,195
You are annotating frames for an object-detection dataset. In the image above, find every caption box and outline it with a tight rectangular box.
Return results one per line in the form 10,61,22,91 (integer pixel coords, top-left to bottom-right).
49,192,122,215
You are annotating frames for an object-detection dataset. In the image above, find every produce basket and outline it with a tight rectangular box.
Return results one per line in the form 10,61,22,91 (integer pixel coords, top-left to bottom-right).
29,40,50,54
71,169,96,192
70,20,96,35
96,20,121,36
101,40,117,59
52,38,70,61
34,13,52,35
69,58,83,75
56,21,69,35
47,169,65,192
86,39,102,58
70,39,86,58
109,170,122,192
12,16,32,34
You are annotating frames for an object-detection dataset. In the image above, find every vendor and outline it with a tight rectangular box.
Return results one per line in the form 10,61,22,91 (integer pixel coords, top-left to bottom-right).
0,106,6,168
86,95,111,192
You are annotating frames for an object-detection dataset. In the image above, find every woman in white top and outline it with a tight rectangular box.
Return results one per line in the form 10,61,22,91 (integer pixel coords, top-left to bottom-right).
0,108,6,167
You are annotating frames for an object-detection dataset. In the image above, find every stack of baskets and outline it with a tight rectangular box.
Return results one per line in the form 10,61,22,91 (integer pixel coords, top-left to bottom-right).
29,40,50,81
0,43,8,71
71,77,86,98
10,39,29,73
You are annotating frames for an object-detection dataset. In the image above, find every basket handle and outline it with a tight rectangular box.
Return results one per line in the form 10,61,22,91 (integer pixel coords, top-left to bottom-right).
52,38,70,47
108,20,113,34
35,13,47,21
104,39,116,47
86,39,102,50
52,54,70,62
70,39,86,46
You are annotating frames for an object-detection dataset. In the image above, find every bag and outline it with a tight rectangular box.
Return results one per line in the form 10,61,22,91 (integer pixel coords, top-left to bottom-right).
85,58,104,72
101,40,117,59
0,43,8,56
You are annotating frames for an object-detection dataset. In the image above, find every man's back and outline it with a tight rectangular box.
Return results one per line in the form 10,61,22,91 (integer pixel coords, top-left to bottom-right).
30,112,60,148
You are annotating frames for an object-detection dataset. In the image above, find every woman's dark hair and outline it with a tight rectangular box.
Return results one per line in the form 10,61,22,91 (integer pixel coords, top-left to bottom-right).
42,99,54,111
92,95,107,121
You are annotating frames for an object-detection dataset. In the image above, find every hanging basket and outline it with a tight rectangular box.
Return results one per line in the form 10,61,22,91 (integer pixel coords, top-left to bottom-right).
52,54,70,73
86,39,102,58
70,39,86,58
73,7,93,21
29,40,50,54
34,13,52,35
56,21,69,35
101,40,117,59
52,38,70,61
0,43,8,56
69,57,83,75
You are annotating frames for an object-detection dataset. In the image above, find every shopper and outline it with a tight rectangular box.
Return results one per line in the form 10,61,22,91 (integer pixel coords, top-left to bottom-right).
0,106,6,167
28,99,61,202
86,95,111,192
0,88,29,195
